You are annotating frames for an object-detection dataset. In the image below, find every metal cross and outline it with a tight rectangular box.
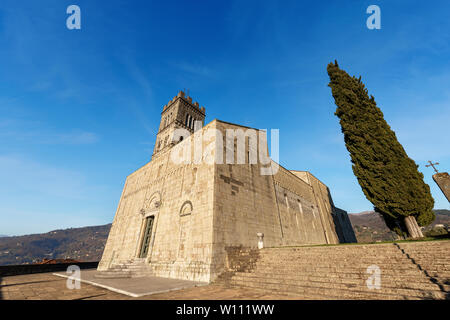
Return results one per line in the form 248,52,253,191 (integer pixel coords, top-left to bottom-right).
425,160,440,173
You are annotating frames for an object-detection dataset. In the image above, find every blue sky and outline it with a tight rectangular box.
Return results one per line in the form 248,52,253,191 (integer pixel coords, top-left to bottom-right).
0,0,449,235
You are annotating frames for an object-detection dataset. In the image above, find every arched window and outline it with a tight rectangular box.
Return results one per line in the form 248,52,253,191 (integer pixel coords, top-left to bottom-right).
185,114,189,126
180,201,193,216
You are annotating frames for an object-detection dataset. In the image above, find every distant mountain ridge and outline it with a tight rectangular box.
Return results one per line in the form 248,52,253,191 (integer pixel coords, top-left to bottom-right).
348,209,450,242
0,210,448,265
0,224,111,266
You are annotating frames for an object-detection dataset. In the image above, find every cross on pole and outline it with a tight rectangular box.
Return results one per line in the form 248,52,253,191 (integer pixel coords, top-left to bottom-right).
425,160,440,173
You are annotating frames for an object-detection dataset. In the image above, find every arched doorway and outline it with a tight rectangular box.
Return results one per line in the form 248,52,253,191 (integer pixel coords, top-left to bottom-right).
139,216,154,258
137,191,161,259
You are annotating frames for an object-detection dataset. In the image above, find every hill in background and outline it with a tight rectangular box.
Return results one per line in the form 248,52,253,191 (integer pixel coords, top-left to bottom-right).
349,209,450,243
0,210,448,265
0,224,111,265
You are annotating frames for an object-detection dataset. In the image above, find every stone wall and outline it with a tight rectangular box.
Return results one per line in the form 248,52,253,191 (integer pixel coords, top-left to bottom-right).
0,262,98,277
209,121,346,280
333,207,358,243
433,172,450,202
99,119,356,282
99,122,217,282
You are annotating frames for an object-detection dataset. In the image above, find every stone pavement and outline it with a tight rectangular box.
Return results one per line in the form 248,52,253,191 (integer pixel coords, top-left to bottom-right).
0,271,300,300
53,269,208,297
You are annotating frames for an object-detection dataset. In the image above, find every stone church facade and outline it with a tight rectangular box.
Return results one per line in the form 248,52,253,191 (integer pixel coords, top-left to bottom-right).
98,91,356,282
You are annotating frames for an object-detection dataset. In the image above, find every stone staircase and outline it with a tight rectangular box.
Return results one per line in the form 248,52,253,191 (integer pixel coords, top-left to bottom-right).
395,242,450,292
95,258,154,279
217,240,450,300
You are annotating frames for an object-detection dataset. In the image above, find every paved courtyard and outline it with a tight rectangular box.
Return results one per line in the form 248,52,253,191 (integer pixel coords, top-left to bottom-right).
53,269,209,297
0,270,299,300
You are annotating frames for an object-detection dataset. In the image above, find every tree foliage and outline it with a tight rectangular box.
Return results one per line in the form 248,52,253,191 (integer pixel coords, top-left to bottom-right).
327,61,435,233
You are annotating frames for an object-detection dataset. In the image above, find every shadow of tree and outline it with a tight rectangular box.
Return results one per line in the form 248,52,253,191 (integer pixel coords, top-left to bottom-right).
394,243,449,300
444,279,450,300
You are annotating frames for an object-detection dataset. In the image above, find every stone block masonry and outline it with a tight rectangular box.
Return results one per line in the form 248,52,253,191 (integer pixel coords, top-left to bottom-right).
433,172,450,202
98,91,356,283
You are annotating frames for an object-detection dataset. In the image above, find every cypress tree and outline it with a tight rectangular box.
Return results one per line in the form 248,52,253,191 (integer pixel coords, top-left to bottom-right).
327,61,435,238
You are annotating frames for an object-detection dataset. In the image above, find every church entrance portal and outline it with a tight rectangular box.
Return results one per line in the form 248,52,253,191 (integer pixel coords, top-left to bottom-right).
139,216,154,258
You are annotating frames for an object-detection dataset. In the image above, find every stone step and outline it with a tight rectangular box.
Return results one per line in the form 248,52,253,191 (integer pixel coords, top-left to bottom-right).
234,272,433,285
257,257,414,265
250,270,429,281
262,250,448,257
400,248,450,252
399,245,450,249
406,264,450,271
262,249,403,255
261,250,406,255
263,248,409,253
251,268,447,280
234,269,438,283
232,273,447,298
255,255,445,265
231,271,443,292
111,263,148,268
221,282,378,300
399,249,450,253
219,283,344,300
251,264,427,273
259,252,406,260
420,271,450,279
254,261,450,271
405,255,450,260
125,264,149,268
228,278,445,300
401,252,450,256
221,241,450,300
398,241,450,246
403,253,449,257
229,278,443,299
399,243,450,247
94,270,132,279
104,261,154,278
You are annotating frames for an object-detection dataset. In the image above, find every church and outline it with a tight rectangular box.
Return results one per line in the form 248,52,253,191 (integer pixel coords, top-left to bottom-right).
97,91,356,282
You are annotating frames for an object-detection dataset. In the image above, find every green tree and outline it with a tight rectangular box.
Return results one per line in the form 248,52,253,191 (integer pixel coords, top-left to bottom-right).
327,61,435,238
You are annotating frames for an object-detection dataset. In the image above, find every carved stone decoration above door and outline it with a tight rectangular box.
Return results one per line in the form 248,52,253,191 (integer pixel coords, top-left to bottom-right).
142,191,161,214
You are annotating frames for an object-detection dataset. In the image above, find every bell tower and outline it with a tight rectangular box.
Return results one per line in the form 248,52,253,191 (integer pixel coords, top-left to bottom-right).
152,91,206,158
